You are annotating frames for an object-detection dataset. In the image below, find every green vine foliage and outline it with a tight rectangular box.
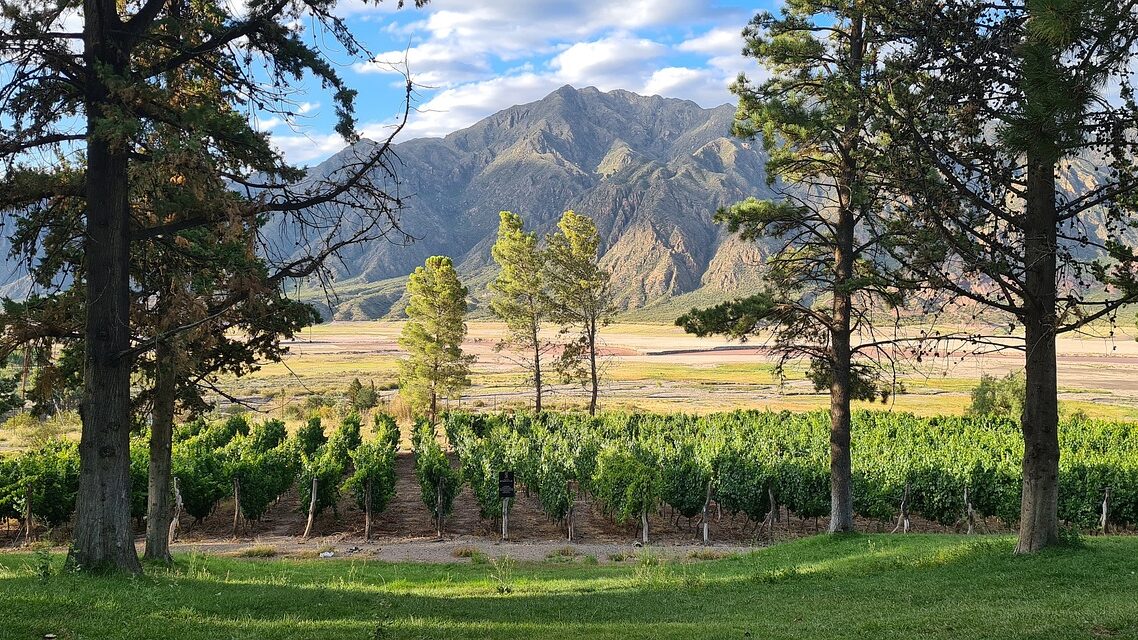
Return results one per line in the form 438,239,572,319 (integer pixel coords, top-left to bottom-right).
440,410,1138,530
373,412,400,451
412,424,460,525
297,417,327,458
343,439,397,515
298,446,346,519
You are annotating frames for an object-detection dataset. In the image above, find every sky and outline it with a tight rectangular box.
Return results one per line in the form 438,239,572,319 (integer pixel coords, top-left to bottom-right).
266,0,770,164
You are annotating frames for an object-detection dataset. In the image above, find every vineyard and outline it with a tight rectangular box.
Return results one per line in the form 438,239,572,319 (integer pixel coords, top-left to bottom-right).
1,410,1135,544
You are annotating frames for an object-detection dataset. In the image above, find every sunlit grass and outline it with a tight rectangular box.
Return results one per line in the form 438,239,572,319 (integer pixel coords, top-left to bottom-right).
2,535,1136,640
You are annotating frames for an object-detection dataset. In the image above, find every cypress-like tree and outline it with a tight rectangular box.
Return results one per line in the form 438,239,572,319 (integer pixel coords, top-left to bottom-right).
677,1,907,532
399,256,474,422
489,211,553,412
879,0,1138,551
544,211,614,416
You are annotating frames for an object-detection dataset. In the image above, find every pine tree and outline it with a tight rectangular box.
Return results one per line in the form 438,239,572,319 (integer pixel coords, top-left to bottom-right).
544,211,614,416
398,257,474,422
878,0,1138,551
676,1,908,533
0,0,424,572
489,211,553,412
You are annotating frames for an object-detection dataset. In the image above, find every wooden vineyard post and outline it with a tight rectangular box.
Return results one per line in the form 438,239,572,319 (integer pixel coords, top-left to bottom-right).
566,480,577,543
1101,486,1111,535
502,497,510,541
168,476,184,546
498,471,515,542
23,485,33,545
964,486,975,535
232,478,241,538
701,480,712,545
436,477,444,538
892,483,910,534
364,480,373,542
303,476,318,539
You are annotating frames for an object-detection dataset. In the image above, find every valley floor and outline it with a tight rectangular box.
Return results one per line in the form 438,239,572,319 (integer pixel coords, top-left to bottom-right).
1,535,1134,639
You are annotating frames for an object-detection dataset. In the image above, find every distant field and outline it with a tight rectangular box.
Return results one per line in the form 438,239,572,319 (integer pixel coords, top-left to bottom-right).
4,320,1136,451
2,535,1135,639
219,320,1138,421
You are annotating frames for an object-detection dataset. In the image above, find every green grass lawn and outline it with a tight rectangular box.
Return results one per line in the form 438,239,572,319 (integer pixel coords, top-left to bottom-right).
2,535,1136,639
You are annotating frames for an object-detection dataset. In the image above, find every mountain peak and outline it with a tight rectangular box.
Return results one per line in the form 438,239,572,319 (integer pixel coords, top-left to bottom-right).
292,87,772,320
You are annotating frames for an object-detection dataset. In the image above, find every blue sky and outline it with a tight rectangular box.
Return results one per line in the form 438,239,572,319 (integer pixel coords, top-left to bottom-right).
266,1,771,164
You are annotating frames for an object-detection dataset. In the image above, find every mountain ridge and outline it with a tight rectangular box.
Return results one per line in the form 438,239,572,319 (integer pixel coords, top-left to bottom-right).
303,85,775,320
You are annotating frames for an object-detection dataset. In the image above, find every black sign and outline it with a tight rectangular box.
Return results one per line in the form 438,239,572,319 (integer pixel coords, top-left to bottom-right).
498,471,515,498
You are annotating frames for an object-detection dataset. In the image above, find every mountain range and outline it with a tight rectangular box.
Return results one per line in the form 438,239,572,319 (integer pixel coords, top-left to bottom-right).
300,85,776,320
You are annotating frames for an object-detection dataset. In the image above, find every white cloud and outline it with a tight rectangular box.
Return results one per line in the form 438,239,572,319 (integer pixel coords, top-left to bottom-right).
271,132,352,165
642,66,732,107
274,1,757,162
549,34,666,87
678,26,745,57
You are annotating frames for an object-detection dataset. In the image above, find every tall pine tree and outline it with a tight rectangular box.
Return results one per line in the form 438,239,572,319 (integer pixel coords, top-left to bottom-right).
678,1,907,532
545,211,614,416
0,0,425,572
399,256,474,422
489,211,552,412
879,0,1138,551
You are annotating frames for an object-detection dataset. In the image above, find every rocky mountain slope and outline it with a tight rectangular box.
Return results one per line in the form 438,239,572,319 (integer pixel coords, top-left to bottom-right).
301,85,776,319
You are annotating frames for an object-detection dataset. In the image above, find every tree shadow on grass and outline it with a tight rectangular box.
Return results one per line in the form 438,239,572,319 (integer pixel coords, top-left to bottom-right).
0,535,1135,640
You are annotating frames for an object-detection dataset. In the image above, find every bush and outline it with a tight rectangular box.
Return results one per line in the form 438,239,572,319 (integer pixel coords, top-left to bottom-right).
298,447,345,519
346,378,379,412
172,439,230,522
17,440,81,527
326,413,363,467
343,441,397,518
968,372,1026,419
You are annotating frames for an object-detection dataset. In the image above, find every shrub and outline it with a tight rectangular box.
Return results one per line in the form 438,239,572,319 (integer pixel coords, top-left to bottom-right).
968,372,1026,419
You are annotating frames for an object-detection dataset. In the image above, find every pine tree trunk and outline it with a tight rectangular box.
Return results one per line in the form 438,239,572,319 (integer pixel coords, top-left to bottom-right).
144,340,177,562
533,327,543,412
69,4,141,573
828,187,856,532
825,12,862,536
1016,153,1060,553
588,320,598,416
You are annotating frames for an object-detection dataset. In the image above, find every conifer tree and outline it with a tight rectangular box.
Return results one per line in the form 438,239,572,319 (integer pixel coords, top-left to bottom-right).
489,211,552,412
678,1,907,532
398,257,474,422
544,211,614,416
0,0,425,572
879,0,1138,552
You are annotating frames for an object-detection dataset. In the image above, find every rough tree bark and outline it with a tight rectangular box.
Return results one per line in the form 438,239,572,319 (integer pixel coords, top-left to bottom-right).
1016,153,1061,554
828,174,857,534
68,0,142,573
